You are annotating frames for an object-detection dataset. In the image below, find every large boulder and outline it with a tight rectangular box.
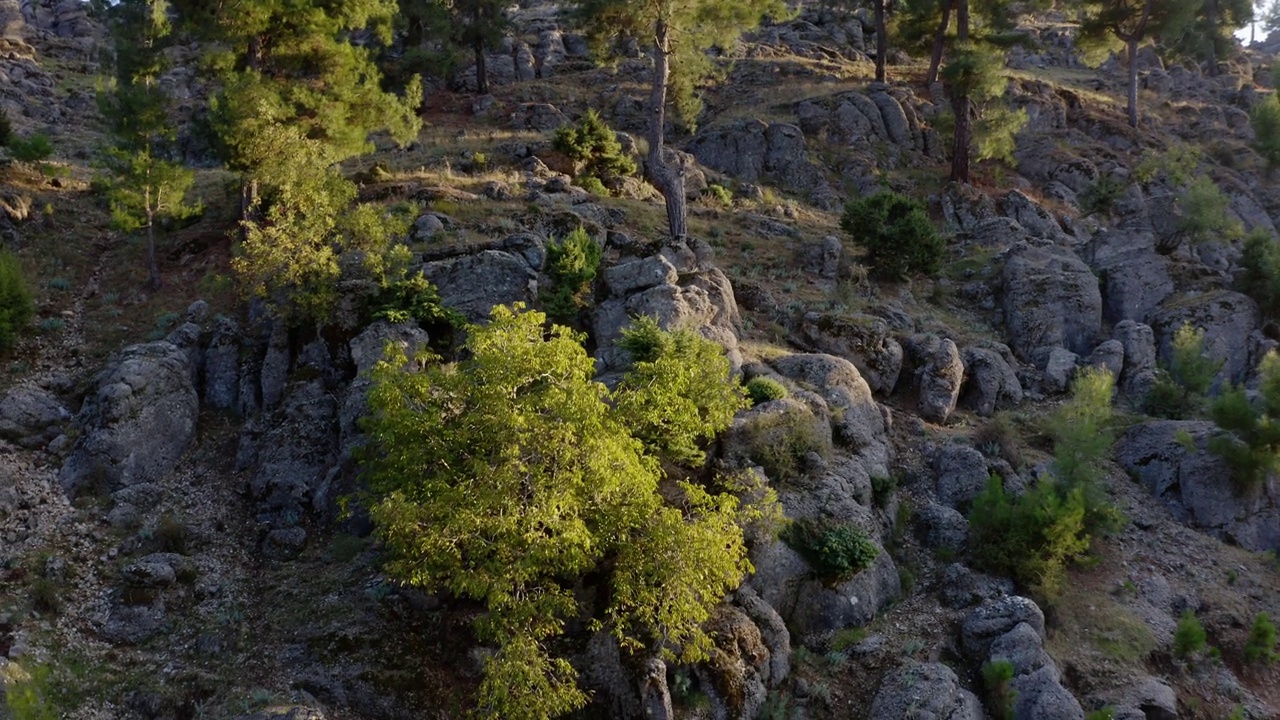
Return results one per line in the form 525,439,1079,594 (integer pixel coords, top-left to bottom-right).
244,380,340,530
1000,243,1102,361
1113,320,1158,397
913,336,965,424
1116,421,1280,551
869,662,984,720
0,383,68,448
960,345,1023,416
421,250,536,323
771,354,889,471
1151,290,1260,388
933,444,990,512
59,342,198,496
961,596,1046,658
687,119,835,208
798,312,903,394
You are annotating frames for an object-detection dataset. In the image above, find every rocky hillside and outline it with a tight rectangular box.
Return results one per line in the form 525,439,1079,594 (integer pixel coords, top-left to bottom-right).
2,1,1280,719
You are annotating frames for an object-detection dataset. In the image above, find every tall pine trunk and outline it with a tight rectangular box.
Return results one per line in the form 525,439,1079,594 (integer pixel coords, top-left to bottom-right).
647,19,687,241
927,0,954,86
1206,0,1218,75
875,0,887,82
144,178,160,291
949,0,971,183
475,40,488,94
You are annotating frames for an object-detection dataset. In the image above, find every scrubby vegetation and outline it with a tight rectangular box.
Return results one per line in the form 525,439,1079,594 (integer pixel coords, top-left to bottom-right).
745,376,789,405
782,518,880,582
1208,350,1280,492
1244,612,1278,665
839,190,944,280
552,109,637,190
1144,324,1221,419
539,227,602,325
1174,610,1207,658
0,250,34,350
360,305,768,717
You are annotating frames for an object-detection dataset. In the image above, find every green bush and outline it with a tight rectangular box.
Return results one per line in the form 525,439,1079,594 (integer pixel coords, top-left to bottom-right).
743,407,832,482
552,109,637,182
1078,174,1126,216
782,518,880,581
1050,368,1123,532
1178,176,1240,245
703,183,733,207
0,662,56,720
745,376,788,406
1244,612,1278,665
1238,228,1280,318
981,660,1016,720
1252,92,1280,174
871,474,897,509
539,227,602,325
969,474,1089,602
0,250,34,350
1085,708,1116,720
839,191,943,280
1173,610,1206,658
573,174,609,197
9,134,53,162
371,271,462,328
1208,350,1280,492
1142,324,1221,419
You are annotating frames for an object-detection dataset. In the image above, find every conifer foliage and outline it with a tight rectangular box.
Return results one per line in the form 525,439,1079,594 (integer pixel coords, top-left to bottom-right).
99,0,199,291
576,0,785,240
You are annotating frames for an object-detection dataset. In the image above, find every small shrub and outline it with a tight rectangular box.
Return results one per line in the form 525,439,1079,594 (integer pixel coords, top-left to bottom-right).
1208,350,1280,492
830,627,867,652
745,376,788,406
871,474,897,509
745,409,832,482
1244,612,1278,665
840,190,943,280
552,109,636,180
969,474,1089,603
0,662,57,720
782,518,880,581
46,277,70,292
36,318,63,333
1143,324,1221,419
1173,610,1206,658
29,578,61,615
573,174,609,196
1079,174,1126,216
9,134,53,163
539,227,601,325
1051,368,1123,533
973,412,1024,469
153,512,189,554
703,183,733,207
371,271,462,328
981,660,1016,720
1238,229,1280,319
0,107,11,147
0,250,34,350
1178,176,1240,245
1085,708,1117,720
1252,92,1280,174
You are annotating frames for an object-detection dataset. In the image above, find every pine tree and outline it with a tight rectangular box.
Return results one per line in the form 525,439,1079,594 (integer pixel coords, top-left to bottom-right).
1078,0,1197,128
99,0,199,291
172,0,422,315
576,0,786,240
400,0,510,93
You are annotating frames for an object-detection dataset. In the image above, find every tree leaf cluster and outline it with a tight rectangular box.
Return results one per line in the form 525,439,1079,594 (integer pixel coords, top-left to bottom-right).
840,190,944,279
360,305,766,718
1208,350,1280,492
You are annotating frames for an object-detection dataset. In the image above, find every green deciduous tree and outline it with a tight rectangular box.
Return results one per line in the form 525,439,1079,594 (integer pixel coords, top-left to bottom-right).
361,305,760,719
99,0,199,291
576,0,785,240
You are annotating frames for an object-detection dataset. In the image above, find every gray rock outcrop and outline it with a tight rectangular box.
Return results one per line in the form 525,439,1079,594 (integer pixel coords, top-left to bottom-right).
798,312,904,394
1117,421,1280,551
1151,290,1261,388
960,345,1023,416
1001,243,1102,362
914,336,965,423
869,662,984,720
60,342,198,497
0,383,67,448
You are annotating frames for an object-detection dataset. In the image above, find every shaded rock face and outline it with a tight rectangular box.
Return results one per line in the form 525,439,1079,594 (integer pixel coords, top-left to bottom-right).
59,342,198,497
1000,243,1102,362
962,597,1084,720
1151,291,1261,388
912,335,964,424
869,662,984,720
422,250,537,323
960,345,1023,416
1117,421,1280,551
0,383,68,448
687,119,837,209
